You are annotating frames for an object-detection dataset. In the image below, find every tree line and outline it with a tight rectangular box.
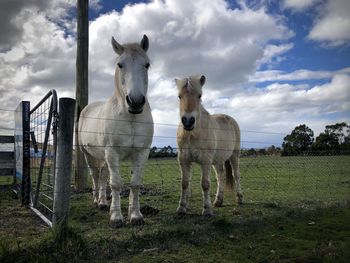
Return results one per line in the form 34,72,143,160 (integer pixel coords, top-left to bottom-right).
148,122,349,158
281,122,350,156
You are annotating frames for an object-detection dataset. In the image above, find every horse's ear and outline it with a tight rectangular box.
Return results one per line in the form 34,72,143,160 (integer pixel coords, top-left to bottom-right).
140,34,149,52
111,36,124,55
199,75,206,86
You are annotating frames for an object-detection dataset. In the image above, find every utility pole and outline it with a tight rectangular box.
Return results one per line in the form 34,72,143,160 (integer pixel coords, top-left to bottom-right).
74,0,89,191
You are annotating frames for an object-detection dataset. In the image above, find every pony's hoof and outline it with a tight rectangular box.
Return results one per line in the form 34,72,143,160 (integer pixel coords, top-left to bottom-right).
109,219,124,228
176,206,187,215
237,195,243,205
202,209,214,217
213,198,223,207
98,204,109,211
130,217,145,226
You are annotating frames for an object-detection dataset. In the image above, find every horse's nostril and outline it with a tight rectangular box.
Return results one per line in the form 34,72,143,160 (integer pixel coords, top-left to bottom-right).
126,95,132,106
189,117,195,125
140,96,146,106
181,116,186,125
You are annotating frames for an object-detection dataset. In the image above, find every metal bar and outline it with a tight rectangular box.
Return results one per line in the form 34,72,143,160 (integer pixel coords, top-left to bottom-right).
29,206,52,227
40,192,53,201
30,90,56,114
32,101,54,207
38,201,53,213
42,183,54,189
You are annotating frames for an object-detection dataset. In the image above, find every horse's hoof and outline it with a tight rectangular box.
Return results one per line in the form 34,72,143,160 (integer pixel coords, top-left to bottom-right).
213,199,223,207
237,195,243,205
98,204,109,211
130,217,144,226
202,209,214,217
109,219,124,228
176,206,187,215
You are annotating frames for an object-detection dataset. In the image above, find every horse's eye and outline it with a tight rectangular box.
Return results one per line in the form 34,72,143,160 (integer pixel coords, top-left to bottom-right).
178,95,182,99
198,94,202,99
145,63,150,69
117,63,123,69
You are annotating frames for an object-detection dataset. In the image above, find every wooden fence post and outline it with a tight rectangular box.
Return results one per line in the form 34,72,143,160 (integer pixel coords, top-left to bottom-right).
74,0,89,191
53,98,76,225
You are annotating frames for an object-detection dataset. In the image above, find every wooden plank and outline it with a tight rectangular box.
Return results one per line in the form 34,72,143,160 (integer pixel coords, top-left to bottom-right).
0,136,14,143
0,161,14,168
0,152,14,160
0,168,14,176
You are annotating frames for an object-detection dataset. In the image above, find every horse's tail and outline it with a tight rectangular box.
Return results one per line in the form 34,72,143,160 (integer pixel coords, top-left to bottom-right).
224,160,234,191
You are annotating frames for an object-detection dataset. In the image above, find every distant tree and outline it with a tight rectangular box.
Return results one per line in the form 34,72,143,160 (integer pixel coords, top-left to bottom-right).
258,148,267,155
313,122,350,153
266,145,281,156
247,148,256,156
282,124,314,156
149,146,158,158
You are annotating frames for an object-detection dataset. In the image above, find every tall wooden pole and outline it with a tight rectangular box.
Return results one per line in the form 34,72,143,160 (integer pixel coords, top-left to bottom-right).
74,0,89,191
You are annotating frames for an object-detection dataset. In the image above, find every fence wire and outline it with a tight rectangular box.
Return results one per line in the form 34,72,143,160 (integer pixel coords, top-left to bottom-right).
1,108,350,226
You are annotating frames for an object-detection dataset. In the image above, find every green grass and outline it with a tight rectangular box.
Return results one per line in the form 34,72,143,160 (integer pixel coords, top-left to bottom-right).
1,155,349,262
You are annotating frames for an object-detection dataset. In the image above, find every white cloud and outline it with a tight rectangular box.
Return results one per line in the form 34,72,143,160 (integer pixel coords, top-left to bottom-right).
258,43,294,67
308,0,350,46
251,67,350,82
0,0,348,148
282,0,320,11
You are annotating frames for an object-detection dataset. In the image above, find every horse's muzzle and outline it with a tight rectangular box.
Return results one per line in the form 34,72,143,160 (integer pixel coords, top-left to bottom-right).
182,116,195,131
126,95,145,114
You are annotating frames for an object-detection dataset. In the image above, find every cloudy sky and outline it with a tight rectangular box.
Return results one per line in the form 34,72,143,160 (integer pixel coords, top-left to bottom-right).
0,0,349,148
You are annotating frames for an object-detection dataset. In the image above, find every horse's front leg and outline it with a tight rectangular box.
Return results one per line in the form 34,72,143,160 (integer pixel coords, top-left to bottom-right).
177,161,191,215
97,164,109,210
128,150,148,225
201,163,213,217
106,149,123,228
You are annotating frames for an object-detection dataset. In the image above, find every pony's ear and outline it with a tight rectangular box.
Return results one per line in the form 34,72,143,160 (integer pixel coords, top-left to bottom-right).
111,36,124,55
174,78,180,86
140,34,149,52
199,75,206,86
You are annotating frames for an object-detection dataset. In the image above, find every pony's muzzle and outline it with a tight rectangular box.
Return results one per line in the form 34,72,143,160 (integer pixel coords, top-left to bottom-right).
181,116,195,130
126,95,146,114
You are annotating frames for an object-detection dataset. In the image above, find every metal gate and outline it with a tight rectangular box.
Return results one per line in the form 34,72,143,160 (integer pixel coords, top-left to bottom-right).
29,90,58,226
14,91,75,227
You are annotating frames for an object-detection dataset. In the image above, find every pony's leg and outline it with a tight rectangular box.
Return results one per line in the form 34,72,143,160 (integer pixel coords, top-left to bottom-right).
230,152,243,205
213,164,225,207
128,150,148,225
98,163,109,210
201,164,213,216
84,154,100,206
105,150,124,228
176,162,191,215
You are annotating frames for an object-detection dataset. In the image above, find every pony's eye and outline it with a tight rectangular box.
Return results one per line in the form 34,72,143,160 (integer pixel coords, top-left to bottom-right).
178,95,182,99
145,63,150,69
198,95,202,99
117,63,123,69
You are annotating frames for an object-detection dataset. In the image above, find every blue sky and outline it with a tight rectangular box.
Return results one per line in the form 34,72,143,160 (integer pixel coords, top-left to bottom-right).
0,0,349,148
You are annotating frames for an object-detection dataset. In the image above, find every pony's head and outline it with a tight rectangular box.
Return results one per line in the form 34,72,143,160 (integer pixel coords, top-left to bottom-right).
111,35,150,114
175,75,206,131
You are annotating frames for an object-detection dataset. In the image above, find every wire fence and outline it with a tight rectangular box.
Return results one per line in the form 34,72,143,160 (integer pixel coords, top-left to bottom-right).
1,107,350,227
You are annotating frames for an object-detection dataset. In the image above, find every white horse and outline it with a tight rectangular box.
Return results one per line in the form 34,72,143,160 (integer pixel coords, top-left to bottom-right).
78,35,153,227
175,75,242,216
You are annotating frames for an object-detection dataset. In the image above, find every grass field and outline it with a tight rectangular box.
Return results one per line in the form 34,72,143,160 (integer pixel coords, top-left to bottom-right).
1,155,349,262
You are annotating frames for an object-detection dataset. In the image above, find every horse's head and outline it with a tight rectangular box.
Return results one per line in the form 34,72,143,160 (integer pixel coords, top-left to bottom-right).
111,35,150,114
175,75,206,131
